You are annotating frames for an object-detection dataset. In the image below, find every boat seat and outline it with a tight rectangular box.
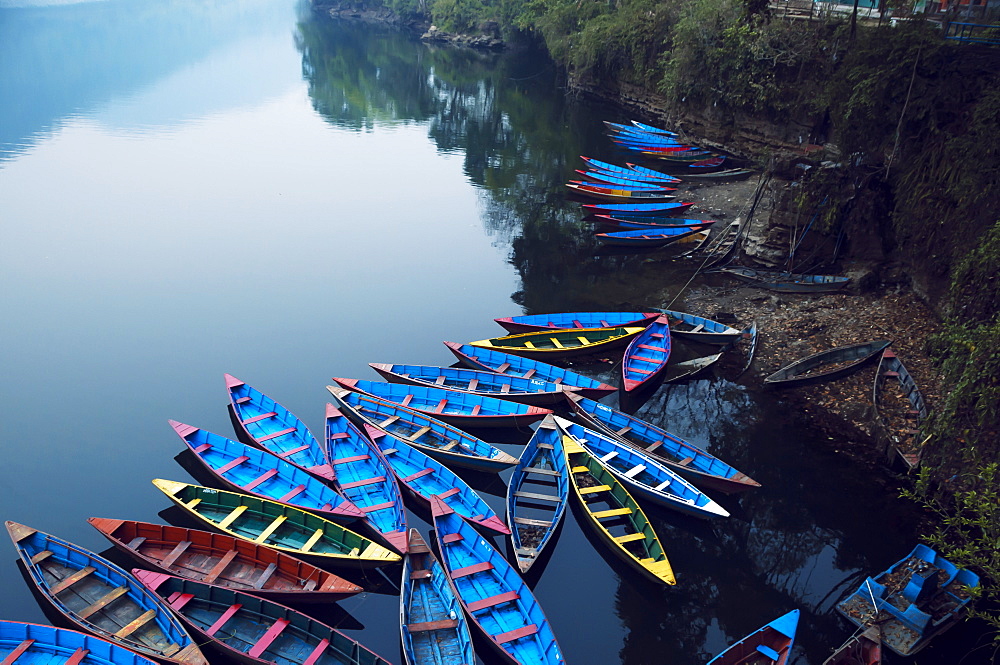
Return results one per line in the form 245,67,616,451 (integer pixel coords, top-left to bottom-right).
360,501,397,513
300,529,325,553
755,645,780,661
437,487,462,499
550,338,565,348
202,549,239,584
600,451,619,462
467,591,520,612
259,427,297,442
576,337,589,346
524,467,561,476
254,516,288,544
432,399,449,414
591,507,632,519
244,468,279,491
401,394,414,407
234,396,252,404
628,355,659,364
521,341,536,349
404,468,435,482
439,441,461,451
247,618,290,658
882,370,900,377
614,533,646,544
637,344,667,352
380,416,400,428
29,550,54,565
513,516,553,527
216,506,249,532
340,476,386,489
513,491,562,503
623,465,646,478
185,498,201,509
380,448,398,456
301,639,330,665
409,568,432,580
242,412,277,425
441,533,464,544
126,537,146,549
645,440,664,453
466,378,479,391
327,432,350,441
275,444,311,458
535,442,555,450
677,457,694,466
115,609,157,639
192,443,212,454
410,426,432,440
205,603,243,637
79,587,129,619
450,562,494,579
649,333,665,339
3,639,35,665
616,426,632,436
253,563,277,590
50,567,97,595
278,485,307,503
495,362,511,373
689,324,705,333
495,624,538,644
64,649,90,665
653,479,672,491
434,376,447,386
523,369,536,379
578,485,611,495
216,456,251,475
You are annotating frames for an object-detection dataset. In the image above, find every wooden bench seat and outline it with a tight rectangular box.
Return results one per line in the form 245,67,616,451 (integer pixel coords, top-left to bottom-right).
216,456,250,475
258,427,297,442
202,549,239,584
247,619,290,658
512,516,553,527
244,468,279,491
50,567,96,595
242,412,277,425
275,444,311,459
513,491,561,503
495,624,538,644
339,476,386,490
78,587,129,619
1,639,34,665
467,590,519,612
450,561,493,579
406,619,459,632
115,609,157,639
205,603,243,636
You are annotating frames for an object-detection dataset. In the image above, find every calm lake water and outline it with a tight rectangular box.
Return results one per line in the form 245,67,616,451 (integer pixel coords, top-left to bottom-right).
0,1,987,663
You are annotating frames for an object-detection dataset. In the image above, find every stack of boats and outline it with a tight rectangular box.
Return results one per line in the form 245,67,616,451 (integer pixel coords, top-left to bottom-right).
14,304,871,665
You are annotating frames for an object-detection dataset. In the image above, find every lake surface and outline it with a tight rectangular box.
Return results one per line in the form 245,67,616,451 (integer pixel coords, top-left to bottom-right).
0,1,986,663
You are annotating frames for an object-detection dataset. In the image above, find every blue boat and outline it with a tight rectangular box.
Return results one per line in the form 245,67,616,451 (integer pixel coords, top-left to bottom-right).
325,386,518,472
330,377,552,429
444,341,617,399
225,374,334,482
133,571,392,665
596,225,711,249
708,610,800,664
5,521,208,665
581,201,696,217
564,393,760,495
592,215,715,231
0,621,160,665
400,530,475,665
568,177,675,192
360,423,510,535
835,544,980,656
554,417,728,519
629,120,679,136
324,403,409,554
493,311,659,333
430,497,565,665
506,415,569,574
369,363,580,406
621,314,672,392
651,308,743,344
169,421,363,523
626,162,689,180
580,157,679,183
718,266,851,293
575,170,680,187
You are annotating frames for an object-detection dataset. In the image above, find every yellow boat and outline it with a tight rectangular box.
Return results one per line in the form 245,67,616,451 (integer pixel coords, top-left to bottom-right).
562,436,676,586
152,479,400,568
468,326,646,360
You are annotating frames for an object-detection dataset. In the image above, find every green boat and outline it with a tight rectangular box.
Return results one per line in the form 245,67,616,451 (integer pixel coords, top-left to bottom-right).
152,480,400,568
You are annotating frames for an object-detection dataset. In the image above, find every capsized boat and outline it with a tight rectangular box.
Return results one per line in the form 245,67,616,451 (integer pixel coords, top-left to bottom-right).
708,610,800,664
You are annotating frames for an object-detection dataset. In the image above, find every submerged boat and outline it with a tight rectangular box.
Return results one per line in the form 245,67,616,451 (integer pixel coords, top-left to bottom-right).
330,377,551,429
595,225,712,249
324,403,409,554
718,266,850,293
224,374,334,481
764,340,892,387
134,572,391,665
872,348,929,471
444,342,617,399
169,421,362,523
0,620,160,665
494,311,659,333
467,326,645,360
151,479,400,568
620,314,672,391
430,496,565,665
369,362,581,406
560,434,675,585
5,521,207,665
564,393,760,495
399,530,475,665
87,518,363,603
555,417,728,519
326,386,518,472
581,201,695,217
823,626,882,665
506,416,570,574
708,610,800,664
836,544,979,656
361,423,510,535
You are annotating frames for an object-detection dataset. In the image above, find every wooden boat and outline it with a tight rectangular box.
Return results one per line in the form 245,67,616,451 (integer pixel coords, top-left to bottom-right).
603,120,677,138
872,348,928,470
696,220,743,268
325,386,518,472
5,521,207,665
555,417,728,519
444,342,617,399
647,156,727,172
369,363,583,406
621,314,672,391
595,225,712,249
663,353,723,382
564,393,760,495
568,177,676,192
718,266,850,293
724,320,759,378
151,479,400,568
629,120,678,136
651,308,742,344
494,311,658,333
323,403,408,554
169,421,363,523
133,572,391,665
682,167,754,180
566,183,677,203
764,340,892,387
835,544,979,656
505,415,569,574
580,157,679,183
581,201,695,217
560,435,675,585
399,529,475,665
467,326,646,360
612,139,695,153
708,610,800,664
360,423,510,535
575,170,680,188
224,374,334,482
87,518,362,603
823,626,882,665
0,620,160,665
330,377,552,429
630,148,718,163
592,215,715,231
430,496,565,665
625,162,687,181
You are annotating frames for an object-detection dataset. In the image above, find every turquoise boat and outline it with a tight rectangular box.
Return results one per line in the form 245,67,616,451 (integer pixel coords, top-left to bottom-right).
324,403,409,554
170,421,363,523
225,374,334,481
0,621,160,665
431,497,565,665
